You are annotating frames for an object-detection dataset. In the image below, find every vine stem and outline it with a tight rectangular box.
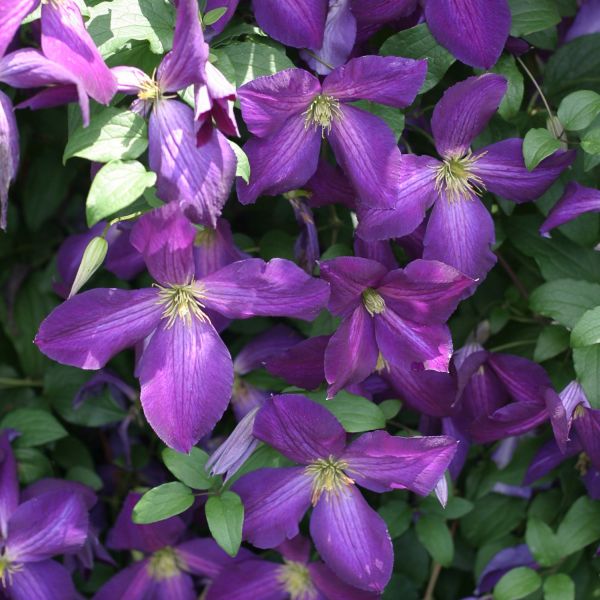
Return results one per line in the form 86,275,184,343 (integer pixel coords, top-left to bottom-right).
0,377,43,388
516,55,555,119
423,561,442,600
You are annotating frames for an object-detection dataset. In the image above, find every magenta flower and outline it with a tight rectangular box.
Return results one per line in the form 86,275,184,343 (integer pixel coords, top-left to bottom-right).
0,431,89,600
540,181,600,236
35,206,329,452
319,256,473,398
358,74,575,280
232,394,458,592
236,55,427,208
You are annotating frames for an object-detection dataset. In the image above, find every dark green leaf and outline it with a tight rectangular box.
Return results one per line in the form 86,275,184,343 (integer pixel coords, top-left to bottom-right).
162,447,215,490
522,128,562,170
493,566,542,600
543,574,575,600
205,491,244,556
491,54,524,120
525,517,563,566
378,500,412,539
571,306,600,346
14,448,53,484
415,514,454,567
509,0,561,36
557,90,600,130
556,496,600,555
573,344,600,408
534,325,569,362
133,482,194,524
0,409,67,447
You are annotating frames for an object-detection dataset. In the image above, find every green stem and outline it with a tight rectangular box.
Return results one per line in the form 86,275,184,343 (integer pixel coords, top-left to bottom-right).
0,377,43,388
488,340,537,353
303,50,334,71
516,56,555,120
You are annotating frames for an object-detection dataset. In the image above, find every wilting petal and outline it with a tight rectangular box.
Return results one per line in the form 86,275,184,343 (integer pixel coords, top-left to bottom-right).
290,198,320,271
323,56,426,108
233,467,312,548
0,431,18,538
35,288,162,369
206,560,285,600
254,395,346,463
425,0,511,69
199,258,329,320
0,90,18,230
325,306,379,399
310,486,392,592
320,256,388,318
41,0,117,104
423,194,496,281
17,83,90,125
0,0,38,58
7,492,87,561
94,560,155,600
139,316,233,453
236,114,321,205
130,204,196,286
194,218,247,279
473,139,575,203
342,430,457,494
328,104,402,208
9,560,77,600
309,561,380,600
252,0,327,49
150,100,236,228
431,74,507,158
237,69,320,138
540,182,600,236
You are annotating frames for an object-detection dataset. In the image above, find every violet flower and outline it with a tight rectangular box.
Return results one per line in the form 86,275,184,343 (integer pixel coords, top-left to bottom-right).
475,544,538,595
358,74,574,280
35,206,329,452
540,181,600,236
0,431,89,600
0,90,18,230
236,55,427,208
232,394,458,592
319,256,473,398
565,0,600,42
288,197,320,272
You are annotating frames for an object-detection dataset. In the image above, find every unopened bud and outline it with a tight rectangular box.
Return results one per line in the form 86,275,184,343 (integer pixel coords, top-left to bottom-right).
69,236,108,298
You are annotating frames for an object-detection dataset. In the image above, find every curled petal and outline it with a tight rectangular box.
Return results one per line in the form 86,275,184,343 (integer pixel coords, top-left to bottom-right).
540,181,600,236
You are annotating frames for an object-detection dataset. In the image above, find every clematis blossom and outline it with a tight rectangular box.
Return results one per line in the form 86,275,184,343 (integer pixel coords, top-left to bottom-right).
540,181,600,236
233,394,457,592
236,55,427,208
358,75,575,280
35,206,329,452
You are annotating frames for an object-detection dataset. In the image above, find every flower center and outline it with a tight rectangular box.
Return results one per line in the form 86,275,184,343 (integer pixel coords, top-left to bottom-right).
0,554,23,588
156,282,208,328
195,227,216,247
147,547,183,580
362,288,385,316
433,152,486,203
137,77,162,102
576,452,591,476
277,561,317,600
305,455,354,505
303,94,342,137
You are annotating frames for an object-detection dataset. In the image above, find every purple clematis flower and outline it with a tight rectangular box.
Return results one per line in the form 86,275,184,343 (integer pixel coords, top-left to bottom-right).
288,197,320,272
232,394,458,592
319,256,473,398
35,206,329,452
565,0,600,42
0,431,89,600
94,493,246,600
358,74,575,280
540,181,600,236
236,55,426,208
475,544,538,595
0,90,18,230
207,534,378,599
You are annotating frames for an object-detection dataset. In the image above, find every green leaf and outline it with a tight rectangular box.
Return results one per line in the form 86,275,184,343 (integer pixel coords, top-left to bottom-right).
379,399,402,420
205,491,244,557
581,125,600,155
378,501,412,539
491,54,524,120
530,279,600,328
543,574,575,600
493,567,542,600
14,448,53,484
66,466,103,491
162,447,215,490
86,161,156,226
525,517,563,567
354,101,405,140
534,325,569,362
306,391,387,432
64,108,148,164
509,0,561,36
571,306,600,346
556,496,600,555
557,90,600,130
573,344,600,407
88,0,176,57
203,6,227,26
213,41,293,87
69,236,108,297
0,409,67,447
415,515,454,567
228,140,250,183
132,482,194,524
380,24,454,93
522,128,562,170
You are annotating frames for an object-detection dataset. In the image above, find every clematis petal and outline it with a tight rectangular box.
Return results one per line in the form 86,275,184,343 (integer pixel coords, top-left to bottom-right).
194,218,247,279
9,560,77,600
309,561,380,600
253,395,346,464
377,259,474,324
310,486,393,592
565,0,600,41
423,193,497,281
252,0,327,49
0,49,77,88
305,160,357,209
199,258,329,320
350,0,417,25
150,100,236,228
431,74,507,158
323,56,426,108
176,538,248,578
157,0,207,92
130,204,196,286
477,545,538,594
206,560,285,600
0,430,18,538
237,69,321,138
0,0,39,58
328,104,402,208
473,139,575,203
524,439,580,485
138,316,233,453
236,114,321,205
233,467,313,548
320,256,388,318
540,181,600,236
41,0,117,105
325,306,379,399
17,84,90,126
6,492,88,561
341,430,458,494
354,239,398,271
35,288,162,370
424,0,511,69
0,90,18,230
573,408,600,471
93,560,155,600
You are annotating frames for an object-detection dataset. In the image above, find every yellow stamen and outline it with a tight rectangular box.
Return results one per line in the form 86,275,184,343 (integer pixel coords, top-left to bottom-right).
277,561,317,600
375,352,389,373
138,77,162,102
305,455,354,505
0,555,23,588
303,94,342,137
362,288,385,316
433,151,486,203
147,547,184,580
155,281,208,328
576,452,591,476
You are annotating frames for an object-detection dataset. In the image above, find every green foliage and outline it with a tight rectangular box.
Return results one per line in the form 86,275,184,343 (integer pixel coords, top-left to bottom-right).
522,128,562,170
162,447,217,490
205,491,244,556
132,482,195,524
493,567,542,600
